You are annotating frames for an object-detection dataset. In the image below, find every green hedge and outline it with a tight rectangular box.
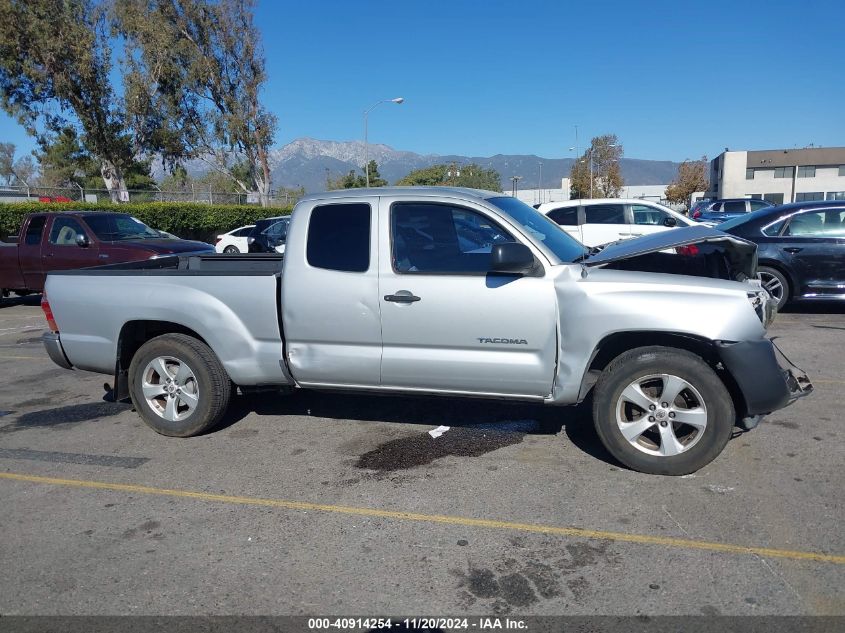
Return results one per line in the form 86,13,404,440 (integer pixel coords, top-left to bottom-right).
0,201,293,243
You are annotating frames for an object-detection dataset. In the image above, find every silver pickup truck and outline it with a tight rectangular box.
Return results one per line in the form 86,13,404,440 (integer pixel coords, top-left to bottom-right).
41,187,811,475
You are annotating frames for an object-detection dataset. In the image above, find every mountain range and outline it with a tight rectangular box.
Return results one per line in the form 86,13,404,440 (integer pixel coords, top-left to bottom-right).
174,138,683,193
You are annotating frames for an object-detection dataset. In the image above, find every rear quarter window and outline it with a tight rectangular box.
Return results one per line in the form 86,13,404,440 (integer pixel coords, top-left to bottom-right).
24,216,47,245
306,203,371,272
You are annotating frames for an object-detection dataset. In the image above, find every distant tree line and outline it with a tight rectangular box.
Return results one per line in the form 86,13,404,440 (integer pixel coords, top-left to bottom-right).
324,161,502,192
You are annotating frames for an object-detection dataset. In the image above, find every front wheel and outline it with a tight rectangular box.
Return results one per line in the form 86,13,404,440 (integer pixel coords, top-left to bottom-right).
128,333,232,437
592,346,734,476
223,245,239,254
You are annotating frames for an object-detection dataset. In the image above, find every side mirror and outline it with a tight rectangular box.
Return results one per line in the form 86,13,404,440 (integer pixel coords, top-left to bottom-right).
491,242,535,274
663,216,678,227
76,234,90,248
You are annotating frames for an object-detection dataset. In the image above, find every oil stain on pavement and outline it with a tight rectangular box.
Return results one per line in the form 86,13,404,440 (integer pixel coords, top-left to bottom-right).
0,401,130,434
355,426,527,472
452,536,622,614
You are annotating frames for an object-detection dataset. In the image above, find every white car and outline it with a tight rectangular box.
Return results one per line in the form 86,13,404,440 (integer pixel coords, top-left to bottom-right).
215,225,255,254
537,199,696,248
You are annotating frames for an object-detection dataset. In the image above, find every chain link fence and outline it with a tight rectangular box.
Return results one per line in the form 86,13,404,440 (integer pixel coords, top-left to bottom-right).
0,185,303,207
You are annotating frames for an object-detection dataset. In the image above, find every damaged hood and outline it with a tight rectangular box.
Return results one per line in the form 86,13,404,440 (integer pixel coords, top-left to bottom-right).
583,226,758,279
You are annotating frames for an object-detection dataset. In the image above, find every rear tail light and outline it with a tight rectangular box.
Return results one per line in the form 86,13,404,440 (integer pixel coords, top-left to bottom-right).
692,210,701,219
215,237,222,244
675,245,700,257
41,292,58,332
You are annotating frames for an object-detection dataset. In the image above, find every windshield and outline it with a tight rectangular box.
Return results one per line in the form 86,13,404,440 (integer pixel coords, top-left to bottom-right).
85,215,162,241
487,196,589,263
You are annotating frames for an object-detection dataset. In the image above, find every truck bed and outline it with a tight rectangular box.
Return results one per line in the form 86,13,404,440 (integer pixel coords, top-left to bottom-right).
45,254,289,386
47,252,285,275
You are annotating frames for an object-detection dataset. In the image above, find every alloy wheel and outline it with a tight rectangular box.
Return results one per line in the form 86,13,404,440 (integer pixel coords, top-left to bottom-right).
616,373,708,457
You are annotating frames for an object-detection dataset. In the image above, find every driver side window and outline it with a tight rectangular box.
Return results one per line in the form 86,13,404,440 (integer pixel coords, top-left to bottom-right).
49,217,87,246
391,203,513,274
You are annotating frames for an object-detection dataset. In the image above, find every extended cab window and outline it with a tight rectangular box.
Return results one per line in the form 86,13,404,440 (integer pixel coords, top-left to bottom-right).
723,201,746,213
307,203,370,272
584,204,625,224
24,216,46,245
391,203,512,274
49,217,87,245
548,207,579,226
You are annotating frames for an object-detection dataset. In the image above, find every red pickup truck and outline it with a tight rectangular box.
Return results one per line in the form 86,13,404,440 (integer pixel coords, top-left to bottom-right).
1,211,213,297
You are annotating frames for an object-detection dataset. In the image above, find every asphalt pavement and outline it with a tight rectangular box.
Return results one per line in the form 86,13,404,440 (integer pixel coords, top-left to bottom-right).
0,295,842,617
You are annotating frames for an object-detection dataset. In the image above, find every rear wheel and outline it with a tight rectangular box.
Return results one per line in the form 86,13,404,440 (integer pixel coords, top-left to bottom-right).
758,266,789,310
128,333,232,437
223,245,239,254
592,346,734,475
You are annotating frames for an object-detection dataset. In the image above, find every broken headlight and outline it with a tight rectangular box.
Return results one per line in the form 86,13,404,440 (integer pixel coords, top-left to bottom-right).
747,290,776,327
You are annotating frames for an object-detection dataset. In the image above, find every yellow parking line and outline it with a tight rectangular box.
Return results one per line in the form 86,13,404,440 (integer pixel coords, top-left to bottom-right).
1,471,842,565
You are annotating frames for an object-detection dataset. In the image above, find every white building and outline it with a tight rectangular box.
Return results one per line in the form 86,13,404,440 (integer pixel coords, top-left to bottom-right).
511,178,673,207
708,147,845,204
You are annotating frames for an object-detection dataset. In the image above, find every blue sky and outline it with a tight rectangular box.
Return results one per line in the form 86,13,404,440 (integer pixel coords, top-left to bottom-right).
2,0,844,162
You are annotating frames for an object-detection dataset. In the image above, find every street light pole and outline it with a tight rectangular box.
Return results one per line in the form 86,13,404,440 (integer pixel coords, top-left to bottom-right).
363,97,404,187
538,161,543,204
511,176,522,197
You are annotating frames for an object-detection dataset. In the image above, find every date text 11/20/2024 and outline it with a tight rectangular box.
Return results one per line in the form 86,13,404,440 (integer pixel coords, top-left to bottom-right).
307,617,528,629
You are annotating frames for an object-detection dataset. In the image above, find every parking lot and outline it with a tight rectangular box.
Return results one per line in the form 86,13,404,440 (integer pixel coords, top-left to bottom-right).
0,295,842,617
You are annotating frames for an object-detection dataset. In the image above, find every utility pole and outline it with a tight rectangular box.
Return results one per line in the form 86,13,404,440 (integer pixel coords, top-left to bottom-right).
538,161,543,204
511,176,522,197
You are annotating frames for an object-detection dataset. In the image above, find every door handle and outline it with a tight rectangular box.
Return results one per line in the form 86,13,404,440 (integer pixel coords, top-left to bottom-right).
783,247,803,254
384,292,421,303
98,254,110,259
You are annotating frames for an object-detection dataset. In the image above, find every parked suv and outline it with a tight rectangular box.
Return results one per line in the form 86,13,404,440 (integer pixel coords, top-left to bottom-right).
537,199,695,248
692,198,772,223
247,216,291,253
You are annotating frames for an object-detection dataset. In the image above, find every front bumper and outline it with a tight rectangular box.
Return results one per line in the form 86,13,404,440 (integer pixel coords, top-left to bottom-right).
716,338,813,418
42,332,73,370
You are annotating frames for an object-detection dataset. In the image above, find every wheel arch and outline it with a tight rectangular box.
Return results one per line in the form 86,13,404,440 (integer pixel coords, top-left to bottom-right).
112,320,209,401
578,331,747,418
757,259,795,300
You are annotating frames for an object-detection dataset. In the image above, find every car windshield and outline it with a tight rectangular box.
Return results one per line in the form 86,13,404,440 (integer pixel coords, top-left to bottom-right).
487,196,589,263
85,215,162,241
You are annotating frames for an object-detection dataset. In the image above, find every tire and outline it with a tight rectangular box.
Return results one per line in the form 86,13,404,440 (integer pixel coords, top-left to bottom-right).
592,346,734,476
13,290,33,297
128,333,232,437
223,245,239,254
758,266,789,311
